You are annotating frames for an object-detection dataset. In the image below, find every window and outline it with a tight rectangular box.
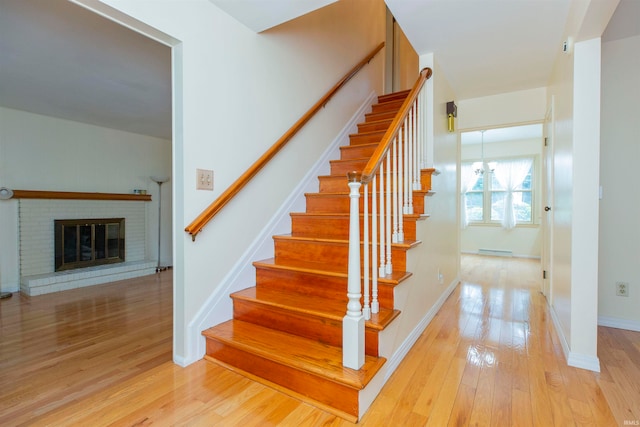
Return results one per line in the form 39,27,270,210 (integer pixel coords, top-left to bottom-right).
463,157,534,228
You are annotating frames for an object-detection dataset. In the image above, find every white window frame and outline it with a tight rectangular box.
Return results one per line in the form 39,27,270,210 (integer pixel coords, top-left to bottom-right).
464,155,536,226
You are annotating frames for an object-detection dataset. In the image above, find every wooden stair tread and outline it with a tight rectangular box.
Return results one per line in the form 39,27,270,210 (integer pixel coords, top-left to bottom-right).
340,142,378,150
273,233,421,249
359,117,392,126
290,212,428,220
253,258,412,285
349,130,386,138
202,89,434,420
202,319,386,390
232,287,400,330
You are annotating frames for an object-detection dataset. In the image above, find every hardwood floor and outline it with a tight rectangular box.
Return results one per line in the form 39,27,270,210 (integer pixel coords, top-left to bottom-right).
1,256,638,426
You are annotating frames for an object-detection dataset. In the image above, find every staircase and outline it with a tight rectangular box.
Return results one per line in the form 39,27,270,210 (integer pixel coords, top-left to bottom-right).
202,90,434,422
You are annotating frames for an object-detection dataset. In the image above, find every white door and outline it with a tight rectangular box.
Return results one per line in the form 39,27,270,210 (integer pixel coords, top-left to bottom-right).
541,98,555,299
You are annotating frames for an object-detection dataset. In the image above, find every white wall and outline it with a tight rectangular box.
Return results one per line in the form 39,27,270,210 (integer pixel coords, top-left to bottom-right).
0,106,171,292
547,36,575,355
93,0,387,364
423,57,460,289
543,0,619,372
569,38,601,366
457,88,548,130
393,21,419,92
599,33,640,329
379,52,459,366
461,137,543,258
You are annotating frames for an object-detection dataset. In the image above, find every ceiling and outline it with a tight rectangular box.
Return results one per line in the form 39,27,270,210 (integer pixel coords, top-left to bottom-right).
0,0,171,139
1,0,635,140
386,0,573,100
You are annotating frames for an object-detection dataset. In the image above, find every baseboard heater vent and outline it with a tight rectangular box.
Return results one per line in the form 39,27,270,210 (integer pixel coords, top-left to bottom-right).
478,248,513,257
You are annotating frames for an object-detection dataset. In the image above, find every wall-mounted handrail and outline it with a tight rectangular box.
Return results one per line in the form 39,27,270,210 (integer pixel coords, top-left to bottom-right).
185,42,385,241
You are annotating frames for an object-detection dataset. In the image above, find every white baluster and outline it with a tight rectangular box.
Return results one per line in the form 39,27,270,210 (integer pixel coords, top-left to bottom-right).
397,123,405,242
385,153,392,275
413,100,421,191
392,136,398,244
371,175,379,314
420,89,428,169
401,120,411,214
363,182,370,320
407,111,415,214
344,172,364,370
378,168,386,277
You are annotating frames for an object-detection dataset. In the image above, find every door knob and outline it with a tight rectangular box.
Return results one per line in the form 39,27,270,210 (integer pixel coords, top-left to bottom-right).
545,206,551,212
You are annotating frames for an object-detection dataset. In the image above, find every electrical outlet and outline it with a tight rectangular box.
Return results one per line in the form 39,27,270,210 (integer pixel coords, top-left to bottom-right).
616,282,629,297
196,169,213,191
437,268,444,285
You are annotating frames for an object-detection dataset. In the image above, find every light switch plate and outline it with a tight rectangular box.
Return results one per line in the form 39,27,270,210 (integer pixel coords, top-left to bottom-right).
196,169,213,191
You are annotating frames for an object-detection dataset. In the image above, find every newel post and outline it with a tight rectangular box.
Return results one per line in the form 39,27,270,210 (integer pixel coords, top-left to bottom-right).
343,171,365,370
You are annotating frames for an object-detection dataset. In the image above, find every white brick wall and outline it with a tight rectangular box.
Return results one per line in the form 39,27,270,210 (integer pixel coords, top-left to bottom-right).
19,199,147,277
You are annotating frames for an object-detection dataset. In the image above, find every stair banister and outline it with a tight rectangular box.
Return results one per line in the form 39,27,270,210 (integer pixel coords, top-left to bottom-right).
360,67,432,184
185,42,385,241
344,172,365,369
345,68,432,370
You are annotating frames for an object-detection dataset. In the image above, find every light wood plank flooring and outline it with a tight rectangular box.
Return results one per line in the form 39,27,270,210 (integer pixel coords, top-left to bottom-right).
1,256,638,426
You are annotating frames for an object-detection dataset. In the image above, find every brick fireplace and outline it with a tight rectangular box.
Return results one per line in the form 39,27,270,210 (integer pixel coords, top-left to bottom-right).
18,197,155,295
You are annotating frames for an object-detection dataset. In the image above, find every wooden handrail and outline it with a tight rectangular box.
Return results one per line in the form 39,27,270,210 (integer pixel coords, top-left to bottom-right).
361,67,432,184
185,42,385,241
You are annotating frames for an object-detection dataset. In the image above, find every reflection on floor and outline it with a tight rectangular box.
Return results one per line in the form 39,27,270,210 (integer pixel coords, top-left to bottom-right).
1,256,638,425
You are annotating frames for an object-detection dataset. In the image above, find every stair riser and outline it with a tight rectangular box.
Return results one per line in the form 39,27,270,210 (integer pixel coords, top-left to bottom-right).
233,300,380,356
365,110,397,122
204,342,359,418
340,144,377,160
291,215,417,241
254,267,395,308
305,194,424,216
319,169,434,191
349,132,385,145
274,239,407,272
330,159,368,176
371,99,405,113
378,91,409,103
421,170,433,191
319,175,427,193
329,154,425,180
357,120,392,133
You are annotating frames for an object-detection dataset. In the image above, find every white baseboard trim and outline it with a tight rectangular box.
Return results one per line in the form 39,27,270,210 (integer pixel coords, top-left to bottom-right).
549,301,600,372
0,281,20,293
598,316,640,332
384,277,459,381
173,354,189,368
549,303,571,361
461,250,540,260
567,352,600,372
182,91,378,366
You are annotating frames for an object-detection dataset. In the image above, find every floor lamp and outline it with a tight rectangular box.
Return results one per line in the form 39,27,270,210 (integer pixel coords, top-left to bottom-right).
151,176,170,273
0,187,14,298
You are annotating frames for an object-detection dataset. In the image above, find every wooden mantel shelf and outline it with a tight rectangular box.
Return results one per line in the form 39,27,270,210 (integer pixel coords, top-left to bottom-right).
10,190,152,202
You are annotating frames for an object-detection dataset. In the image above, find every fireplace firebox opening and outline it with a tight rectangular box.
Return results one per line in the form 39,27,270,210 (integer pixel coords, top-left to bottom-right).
54,218,125,271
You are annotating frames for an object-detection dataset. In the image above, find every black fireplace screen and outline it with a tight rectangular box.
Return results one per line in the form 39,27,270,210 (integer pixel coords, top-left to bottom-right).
54,218,125,271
